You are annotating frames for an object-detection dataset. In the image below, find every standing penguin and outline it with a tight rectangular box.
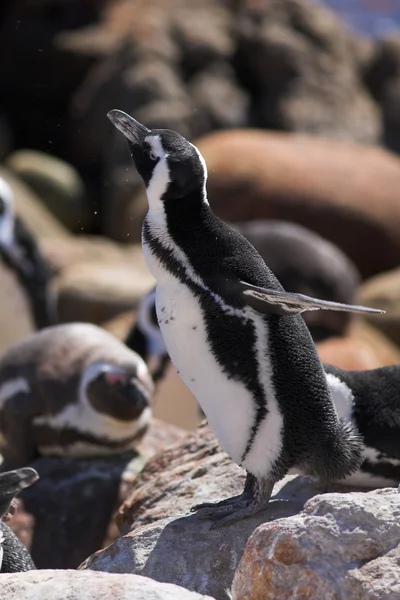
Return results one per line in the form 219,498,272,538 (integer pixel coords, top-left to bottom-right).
0,177,54,329
0,466,38,572
0,323,154,470
108,109,383,527
126,220,360,381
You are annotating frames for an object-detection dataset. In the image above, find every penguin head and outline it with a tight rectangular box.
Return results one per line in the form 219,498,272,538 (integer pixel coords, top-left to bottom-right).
107,109,207,204
83,361,154,422
0,467,39,520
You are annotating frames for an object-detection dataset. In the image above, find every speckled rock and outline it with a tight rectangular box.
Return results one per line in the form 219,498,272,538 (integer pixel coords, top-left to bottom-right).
317,320,400,371
0,570,216,600
197,130,400,278
359,267,400,348
81,486,305,600
12,419,184,570
231,488,400,600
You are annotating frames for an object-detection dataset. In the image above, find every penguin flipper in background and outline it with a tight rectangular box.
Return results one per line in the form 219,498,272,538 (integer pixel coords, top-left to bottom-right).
228,280,386,316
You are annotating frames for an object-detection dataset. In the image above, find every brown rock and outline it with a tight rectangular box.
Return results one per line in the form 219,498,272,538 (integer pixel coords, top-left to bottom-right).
231,488,400,600
235,0,381,143
359,267,400,348
54,251,155,325
317,320,400,371
196,130,400,278
11,418,184,570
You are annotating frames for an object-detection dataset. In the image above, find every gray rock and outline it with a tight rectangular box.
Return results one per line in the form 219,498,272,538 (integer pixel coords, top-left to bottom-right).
0,570,216,600
80,502,302,600
231,488,400,600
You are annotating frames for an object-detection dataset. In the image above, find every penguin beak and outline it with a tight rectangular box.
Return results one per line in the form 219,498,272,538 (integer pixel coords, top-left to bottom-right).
107,109,150,145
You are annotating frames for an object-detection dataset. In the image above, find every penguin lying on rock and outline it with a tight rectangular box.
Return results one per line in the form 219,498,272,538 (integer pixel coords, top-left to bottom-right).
126,220,360,382
0,177,55,329
0,323,154,470
0,466,38,572
108,109,384,528
325,364,400,489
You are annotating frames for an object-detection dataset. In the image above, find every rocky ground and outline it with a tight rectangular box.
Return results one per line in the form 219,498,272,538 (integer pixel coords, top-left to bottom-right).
0,0,400,598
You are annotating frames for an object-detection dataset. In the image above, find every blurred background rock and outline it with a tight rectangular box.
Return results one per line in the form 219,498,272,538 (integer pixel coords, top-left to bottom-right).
1,0,400,431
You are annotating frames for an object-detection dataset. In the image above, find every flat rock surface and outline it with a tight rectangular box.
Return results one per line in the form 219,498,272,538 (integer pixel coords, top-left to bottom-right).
0,570,216,600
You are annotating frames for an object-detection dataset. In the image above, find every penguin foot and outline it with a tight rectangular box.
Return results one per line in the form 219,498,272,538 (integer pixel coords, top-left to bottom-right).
192,474,275,528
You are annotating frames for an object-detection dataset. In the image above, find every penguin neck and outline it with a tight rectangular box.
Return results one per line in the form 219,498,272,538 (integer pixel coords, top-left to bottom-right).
0,208,16,252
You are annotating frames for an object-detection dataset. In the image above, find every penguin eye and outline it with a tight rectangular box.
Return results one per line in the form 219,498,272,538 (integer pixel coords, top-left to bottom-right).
144,143,158,162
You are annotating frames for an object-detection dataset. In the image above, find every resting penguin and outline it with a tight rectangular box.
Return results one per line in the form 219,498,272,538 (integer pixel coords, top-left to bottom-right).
126,220,360,381
0,466,38,572
108,109,384,528
0,323,154,470
0,177,54,329
325,363,400,488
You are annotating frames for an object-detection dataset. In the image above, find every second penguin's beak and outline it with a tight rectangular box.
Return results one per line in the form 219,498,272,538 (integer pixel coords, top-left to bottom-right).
107,109,150,146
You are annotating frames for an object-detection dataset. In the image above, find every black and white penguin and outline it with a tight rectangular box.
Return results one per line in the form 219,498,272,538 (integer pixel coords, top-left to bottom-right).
0,466,38,572
0,323,154,470
108,109,384,527
126,220,360,381
0,177,54,329
325,363,400,488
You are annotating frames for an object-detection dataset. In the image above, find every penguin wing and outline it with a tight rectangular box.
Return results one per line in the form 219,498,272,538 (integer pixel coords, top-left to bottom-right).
233,281,385,316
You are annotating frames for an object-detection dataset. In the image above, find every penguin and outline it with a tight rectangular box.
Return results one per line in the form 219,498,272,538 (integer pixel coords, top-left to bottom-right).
325,363,400,489
0,177,55,329
108,109,383,528
0,466,38,572
0,323,154,470
125,287,169,383
126,220,360,381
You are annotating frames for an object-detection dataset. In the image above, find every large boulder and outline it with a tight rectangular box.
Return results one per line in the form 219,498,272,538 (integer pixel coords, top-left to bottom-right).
231,488,400,600
0,570,216,600
194,129,400,278
234,0,381,143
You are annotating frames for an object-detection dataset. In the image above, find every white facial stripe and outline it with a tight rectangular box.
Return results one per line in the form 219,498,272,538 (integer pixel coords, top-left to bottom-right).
189,141,208,204
145,134,167,160
0,377,30,408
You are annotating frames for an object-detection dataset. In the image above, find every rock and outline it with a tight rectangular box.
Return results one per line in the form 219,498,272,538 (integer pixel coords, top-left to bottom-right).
40,236,136,275
12,418,184,570
0,570,215,600
114,424,322,535
317,320,400,371
54,253,155,325
6,150,92,233
0,167,70,241
234,0,381,143
359,267,400,348
231,488,400,600
196,129,400,278
366,35,400,154
187,64,250,137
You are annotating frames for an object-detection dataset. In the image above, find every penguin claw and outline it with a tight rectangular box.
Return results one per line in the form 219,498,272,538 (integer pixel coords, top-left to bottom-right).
190,498,232,512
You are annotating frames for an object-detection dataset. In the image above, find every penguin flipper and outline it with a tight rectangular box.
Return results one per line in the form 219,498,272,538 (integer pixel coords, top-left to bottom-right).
234,281,385,316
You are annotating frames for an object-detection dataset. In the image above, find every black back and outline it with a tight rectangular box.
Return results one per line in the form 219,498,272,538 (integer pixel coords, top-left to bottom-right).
0,522,36,572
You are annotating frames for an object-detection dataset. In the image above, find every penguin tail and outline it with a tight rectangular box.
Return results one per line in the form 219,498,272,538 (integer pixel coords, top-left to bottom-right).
306,420,364,482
